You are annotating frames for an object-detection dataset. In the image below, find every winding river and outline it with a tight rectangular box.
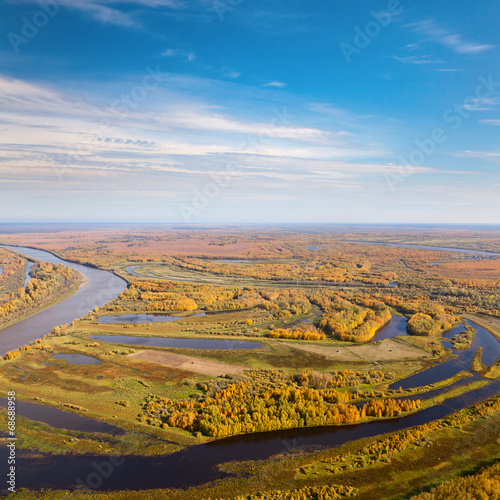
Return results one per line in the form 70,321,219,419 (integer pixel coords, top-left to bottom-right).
0,245,127,357
0,242,499,492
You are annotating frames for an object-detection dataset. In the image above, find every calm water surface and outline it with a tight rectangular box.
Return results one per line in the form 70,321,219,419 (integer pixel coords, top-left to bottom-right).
98,313,206,324
372,314,408,341
90,335,263,350
24,262,33,286
388,322,498,390
0,398,122,435
2,374,500,491
53,353,102,365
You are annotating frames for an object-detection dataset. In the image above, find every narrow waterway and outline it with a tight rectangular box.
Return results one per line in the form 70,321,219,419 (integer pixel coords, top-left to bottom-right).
0,398,122,435
23,262,33,287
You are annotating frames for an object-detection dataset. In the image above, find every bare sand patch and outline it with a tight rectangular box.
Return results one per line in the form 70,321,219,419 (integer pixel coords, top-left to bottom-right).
127,350,247,376
285,343,363,361
347,339,428,362
288,339,427,362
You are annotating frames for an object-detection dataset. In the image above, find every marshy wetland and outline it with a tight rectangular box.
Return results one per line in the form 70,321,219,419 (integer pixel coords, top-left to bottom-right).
1,227,500,498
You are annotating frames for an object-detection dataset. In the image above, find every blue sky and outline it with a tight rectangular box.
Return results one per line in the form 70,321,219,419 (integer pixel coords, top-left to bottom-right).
0,0,499,223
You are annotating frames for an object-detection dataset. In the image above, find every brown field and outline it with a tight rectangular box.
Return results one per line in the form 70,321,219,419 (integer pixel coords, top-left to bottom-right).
430,258,500,281
127,349,248,376
288,338,428,362
0,229,260,257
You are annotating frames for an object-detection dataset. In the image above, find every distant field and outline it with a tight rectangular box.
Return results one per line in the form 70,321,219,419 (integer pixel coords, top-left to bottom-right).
128,350,248,376
289,338,429,362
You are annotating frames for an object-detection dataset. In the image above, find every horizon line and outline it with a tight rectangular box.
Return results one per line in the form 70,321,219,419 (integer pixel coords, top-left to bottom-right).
1,222,500,227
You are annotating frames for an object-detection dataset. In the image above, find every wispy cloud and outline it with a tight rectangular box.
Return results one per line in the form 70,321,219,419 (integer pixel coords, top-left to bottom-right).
408,19,495,54
454,150,500,160
0,74,348,164
68,0,141,27
11,0,187,28
0,72,489,215
162,49,196,62
264,81,287,88
309,103,348,116
390,55,443,65
0,72,417,205
481,119,500,126
463,97,500,112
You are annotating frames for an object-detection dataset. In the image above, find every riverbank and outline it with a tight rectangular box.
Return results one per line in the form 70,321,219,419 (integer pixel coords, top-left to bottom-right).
0,274,84,335
464,313,500,343
0,245,127,357
2,392,500,499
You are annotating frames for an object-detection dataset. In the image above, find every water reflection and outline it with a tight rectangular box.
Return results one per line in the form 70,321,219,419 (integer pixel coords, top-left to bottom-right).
53,353,102,365
98,313,206,324
90,335,263,350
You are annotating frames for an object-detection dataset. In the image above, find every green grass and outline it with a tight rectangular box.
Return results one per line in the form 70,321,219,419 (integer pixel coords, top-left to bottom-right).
471,347,485,373
484,362,500,380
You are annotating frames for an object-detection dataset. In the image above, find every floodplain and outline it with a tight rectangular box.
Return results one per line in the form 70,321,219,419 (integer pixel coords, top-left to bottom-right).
0,225,499,499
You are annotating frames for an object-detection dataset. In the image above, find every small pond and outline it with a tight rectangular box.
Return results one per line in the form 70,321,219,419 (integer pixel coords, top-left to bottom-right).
53,353,102,365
